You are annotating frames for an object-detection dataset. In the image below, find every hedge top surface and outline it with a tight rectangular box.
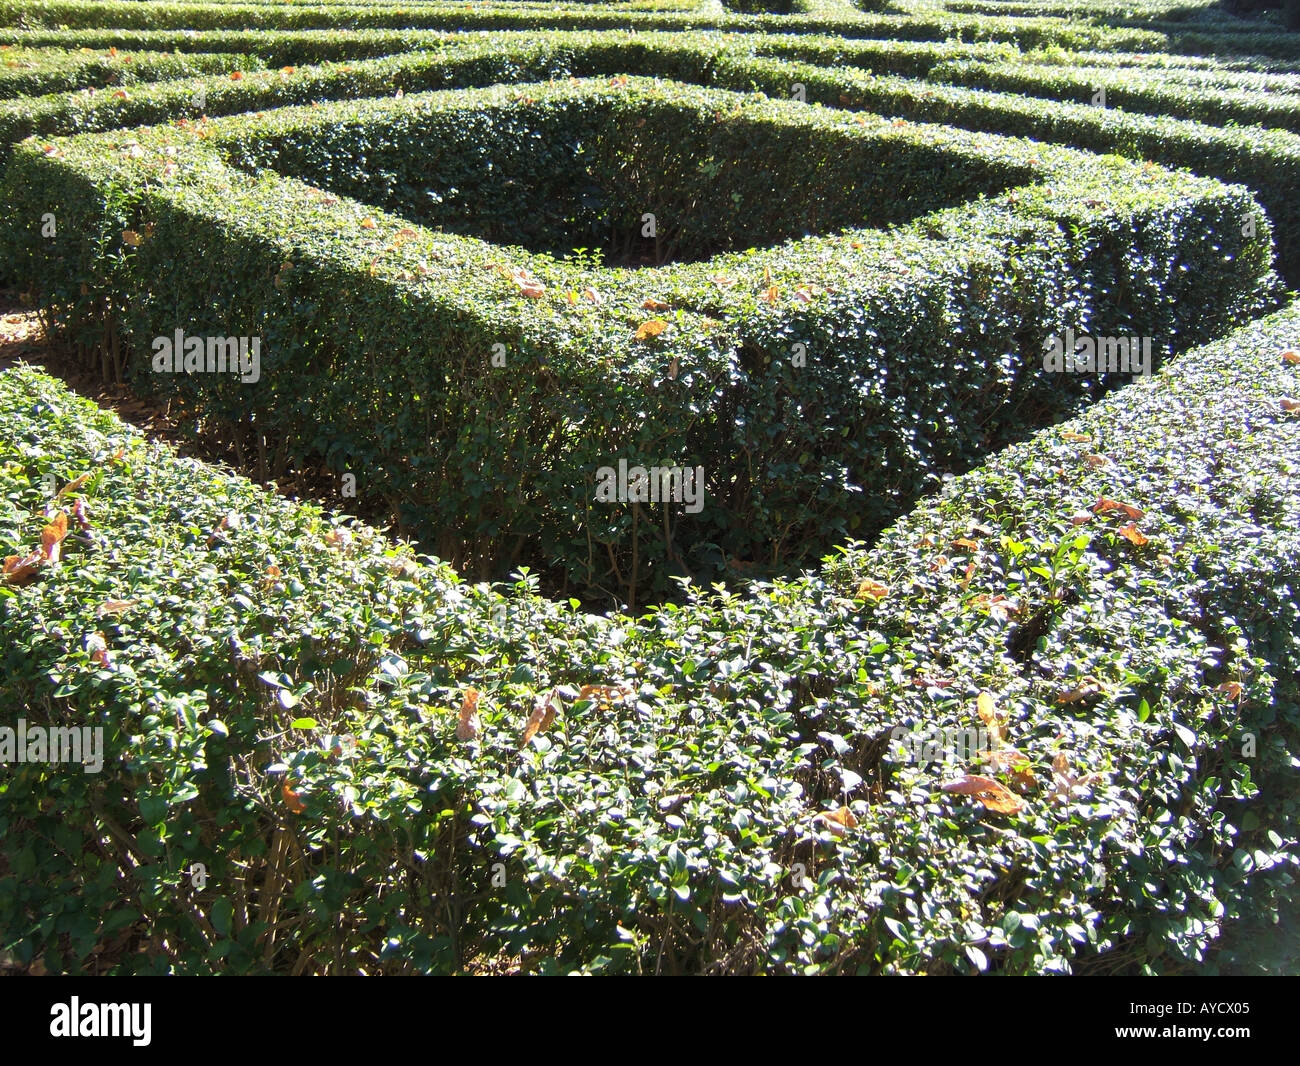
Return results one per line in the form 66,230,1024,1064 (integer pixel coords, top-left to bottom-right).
25,75,1262,338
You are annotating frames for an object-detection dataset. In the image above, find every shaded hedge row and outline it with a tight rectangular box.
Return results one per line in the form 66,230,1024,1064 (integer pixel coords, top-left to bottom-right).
2,76,1276,603
2,293,1296,973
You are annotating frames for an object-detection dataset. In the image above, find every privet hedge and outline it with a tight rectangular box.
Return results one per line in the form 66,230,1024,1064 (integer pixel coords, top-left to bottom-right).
2,30,1299,286
2,293,1296,973
0,0,1165,52
1,77,1277,603
0,46,262,100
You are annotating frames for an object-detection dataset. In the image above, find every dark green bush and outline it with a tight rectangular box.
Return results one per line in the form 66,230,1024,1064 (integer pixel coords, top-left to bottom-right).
2,293,1297,973
1,77,1276,603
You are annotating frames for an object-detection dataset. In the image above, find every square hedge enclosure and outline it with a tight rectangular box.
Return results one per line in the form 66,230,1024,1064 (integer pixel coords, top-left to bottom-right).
3,76,1277,604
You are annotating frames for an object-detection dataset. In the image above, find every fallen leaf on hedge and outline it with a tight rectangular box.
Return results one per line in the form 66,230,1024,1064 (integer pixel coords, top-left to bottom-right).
582,286,603,304
519,689,560,748
635,319,667,341
1217,681,1243,700
86,631,111,668
641,298,669,311
1070,510,1094,526
794,284,815,303
2,552,41,586
97,599,138,616
230,71,243,81
360,217,377,230
539,691,559,733
385,556,418,578
41,511,68,563
1048,752,1099,804
952,537,979,551
812,805,858,835
668,357,679,379
456,688,481,741
856,577,889,600
608,75,629,87
1061,431,1091,443
1092,496,1144,520
281,65,295,74
577,683,633,706
710,274,737,288
1282,349,1300,364
1056,681,1101,704
1084,454,1110,468
510,268,545,298
969,594,1020,622
121,229,142,247
282,778,306,814
1282,397,1300,413
977,691,1007,745
1118,522,1149,546
761,285,779,303
960,561,976,590
940,774,1025,814
981,749,1037,790
384,227,418,253
57,473,91,498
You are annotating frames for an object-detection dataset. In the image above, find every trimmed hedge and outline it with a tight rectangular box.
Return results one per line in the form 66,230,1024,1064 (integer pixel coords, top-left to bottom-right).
2,292,1296,973
929,58,1300,132
708,53,1300,282
2,30,1298,285
0,47,263,100
2,76,1276,603
0,1,1166,52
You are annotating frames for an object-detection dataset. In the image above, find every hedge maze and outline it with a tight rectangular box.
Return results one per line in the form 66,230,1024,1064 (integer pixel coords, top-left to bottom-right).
0,0,1298,976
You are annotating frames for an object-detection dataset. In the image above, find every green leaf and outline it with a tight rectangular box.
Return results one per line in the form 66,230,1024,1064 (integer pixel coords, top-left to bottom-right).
138,794,167,825
211,897,233,938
